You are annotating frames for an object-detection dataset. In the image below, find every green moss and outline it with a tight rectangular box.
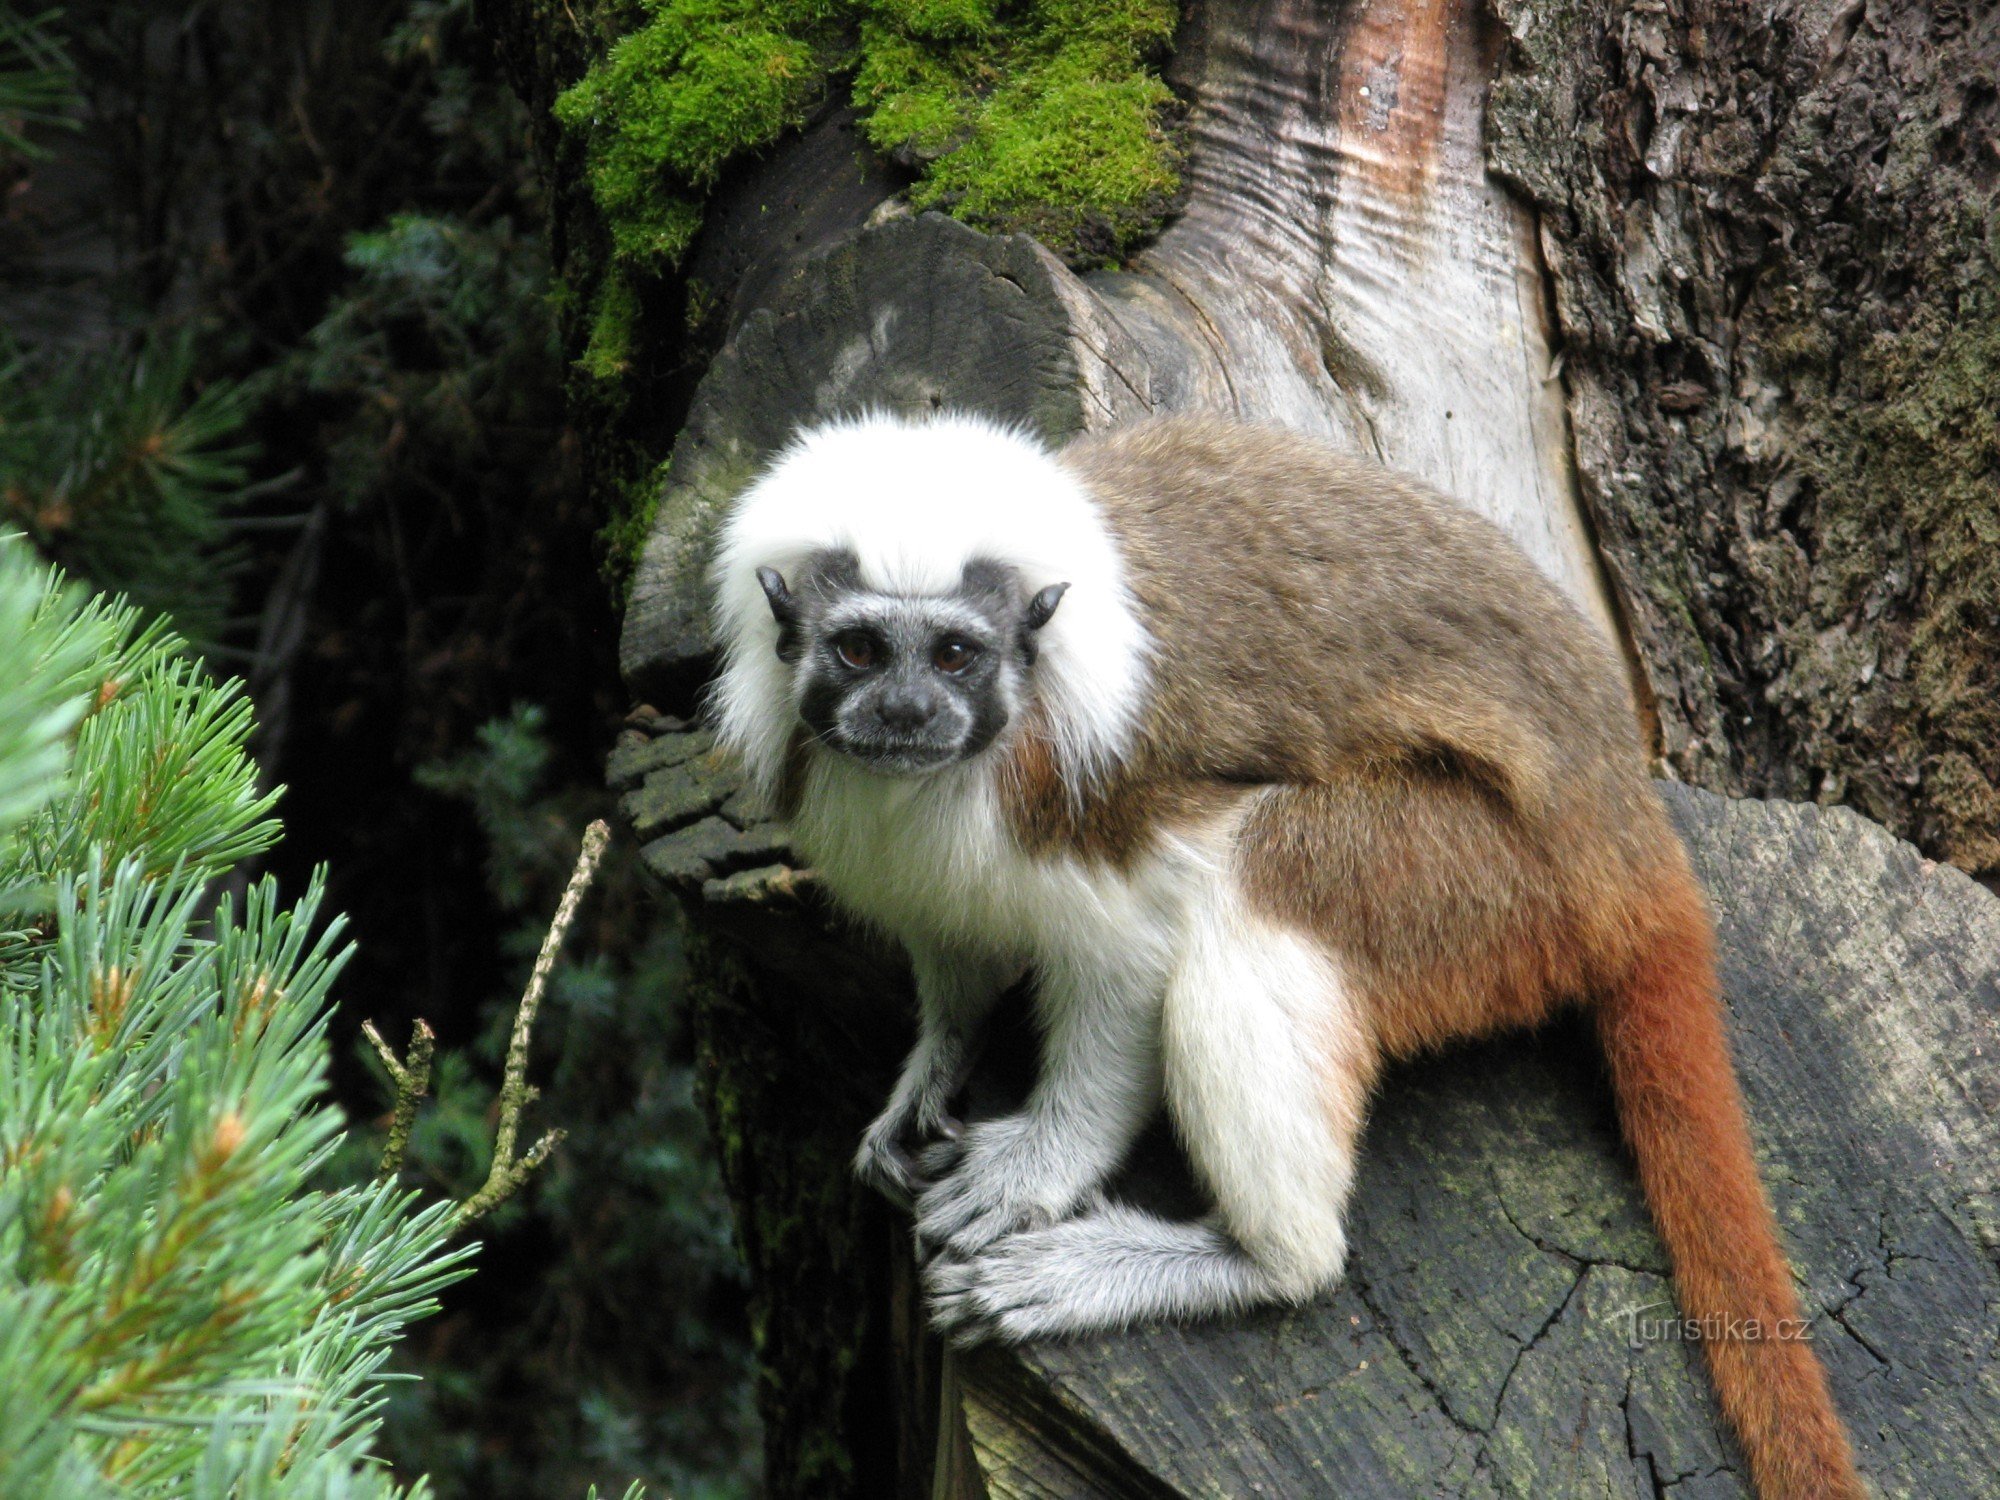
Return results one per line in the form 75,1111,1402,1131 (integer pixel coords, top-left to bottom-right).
555,0,1181,273
682,274,719,334
553,0,844,266
907,61,1178,260
858,0,1179,264
599,453,668,600
577,267,640,381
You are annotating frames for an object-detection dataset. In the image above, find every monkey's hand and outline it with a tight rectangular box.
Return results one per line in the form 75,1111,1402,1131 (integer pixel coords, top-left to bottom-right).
913,1115,1089,1256
854,1024,974,1208
924,1202,1154,1344
855,1097,964,1211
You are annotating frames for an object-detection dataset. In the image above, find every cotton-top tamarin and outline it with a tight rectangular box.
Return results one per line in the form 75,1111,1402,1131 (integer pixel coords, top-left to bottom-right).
707,412,1864,1500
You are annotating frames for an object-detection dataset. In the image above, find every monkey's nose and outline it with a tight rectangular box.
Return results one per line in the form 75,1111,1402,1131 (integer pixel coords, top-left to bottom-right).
876,692,931,733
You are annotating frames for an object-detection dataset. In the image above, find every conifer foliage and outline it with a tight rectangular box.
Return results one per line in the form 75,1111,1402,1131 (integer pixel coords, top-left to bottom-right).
0,534,472,1498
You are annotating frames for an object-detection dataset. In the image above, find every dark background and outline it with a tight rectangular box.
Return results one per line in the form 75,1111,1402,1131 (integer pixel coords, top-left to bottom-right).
0,3,756,1495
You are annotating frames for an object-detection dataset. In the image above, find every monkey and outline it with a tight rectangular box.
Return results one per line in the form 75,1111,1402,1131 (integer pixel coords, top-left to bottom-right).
707,411,1865,1500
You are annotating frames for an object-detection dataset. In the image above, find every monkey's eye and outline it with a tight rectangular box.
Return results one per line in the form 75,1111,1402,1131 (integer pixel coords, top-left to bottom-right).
832,632,878,671
932,637,979,675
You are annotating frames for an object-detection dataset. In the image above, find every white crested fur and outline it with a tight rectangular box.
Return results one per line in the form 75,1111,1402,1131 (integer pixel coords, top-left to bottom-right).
795,747,1364,1334
707,411,1150,805
788,753,1186,963
882,789,1367,1338
797,750,1187,1253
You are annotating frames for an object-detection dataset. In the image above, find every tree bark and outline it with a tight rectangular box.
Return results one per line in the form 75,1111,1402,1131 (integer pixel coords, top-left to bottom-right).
493,0,2000,1492
1484,0,2000,875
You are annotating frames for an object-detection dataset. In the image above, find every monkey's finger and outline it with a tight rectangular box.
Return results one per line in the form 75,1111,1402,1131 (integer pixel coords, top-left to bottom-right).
888,1142,934,1194
855,1138,927,1212
922,1254,996,1342
931,1113,965,1143
917,1136,966,1179
946,1315,999,1349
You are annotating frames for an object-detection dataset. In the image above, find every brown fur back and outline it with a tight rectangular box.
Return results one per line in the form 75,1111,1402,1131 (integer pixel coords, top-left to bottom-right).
1016,416,1862,1498
1012,416,1672,1044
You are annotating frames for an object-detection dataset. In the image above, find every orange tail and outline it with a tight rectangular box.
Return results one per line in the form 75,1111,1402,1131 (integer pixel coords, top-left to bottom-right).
1596,868,1864,1500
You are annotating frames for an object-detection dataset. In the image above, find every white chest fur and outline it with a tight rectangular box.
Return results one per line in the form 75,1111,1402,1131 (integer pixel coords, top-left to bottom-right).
788,753,1197,980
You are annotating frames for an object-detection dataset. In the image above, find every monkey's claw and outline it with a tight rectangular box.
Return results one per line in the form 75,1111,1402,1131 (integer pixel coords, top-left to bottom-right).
855,1129,927,1209
916,1133,966,1182
858,1108,974,1210
923,1251,1001,1345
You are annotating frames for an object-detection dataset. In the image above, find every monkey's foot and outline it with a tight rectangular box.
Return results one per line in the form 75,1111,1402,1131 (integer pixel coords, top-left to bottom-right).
925,1205,1282,1345
914,1115,1093,1255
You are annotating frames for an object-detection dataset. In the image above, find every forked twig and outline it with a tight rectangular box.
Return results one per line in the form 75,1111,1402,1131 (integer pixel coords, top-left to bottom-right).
452,818,611,1226
363,1017,434,1178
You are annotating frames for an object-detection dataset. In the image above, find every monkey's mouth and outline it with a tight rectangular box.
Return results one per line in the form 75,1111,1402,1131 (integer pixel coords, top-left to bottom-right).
821,729,966,776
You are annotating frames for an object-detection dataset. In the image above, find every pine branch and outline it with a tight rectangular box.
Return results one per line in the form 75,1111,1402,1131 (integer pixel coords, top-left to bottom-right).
363,1018,434,1178
0,541,472,1492
453,818,610,1227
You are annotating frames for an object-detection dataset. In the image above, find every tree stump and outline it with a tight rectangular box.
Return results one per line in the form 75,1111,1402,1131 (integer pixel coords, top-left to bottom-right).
600,3,2000,1492
617,689,2000,1497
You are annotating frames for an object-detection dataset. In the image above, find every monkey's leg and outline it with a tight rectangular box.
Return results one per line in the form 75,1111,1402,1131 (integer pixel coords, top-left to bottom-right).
926,888,1370,1339
1159,879,1371,1303
914,948,1162,1256
856,943,1016,1204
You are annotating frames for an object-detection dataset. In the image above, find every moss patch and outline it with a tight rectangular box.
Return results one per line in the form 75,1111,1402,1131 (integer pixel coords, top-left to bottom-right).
577,266,641,382
553,0,1181,273
856,0,1179,264
552,0,845,267
598,452,668,601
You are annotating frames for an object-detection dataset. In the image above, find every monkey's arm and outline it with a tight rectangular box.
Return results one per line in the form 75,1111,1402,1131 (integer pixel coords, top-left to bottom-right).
855,943,1014,1205
914,951,1161,1255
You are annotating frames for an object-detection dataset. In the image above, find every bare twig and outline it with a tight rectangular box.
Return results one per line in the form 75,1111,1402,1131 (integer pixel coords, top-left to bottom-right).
452,819,611,1227
363,1018,434,1179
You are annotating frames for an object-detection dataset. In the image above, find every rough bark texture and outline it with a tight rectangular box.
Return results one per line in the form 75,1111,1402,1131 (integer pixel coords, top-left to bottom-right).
609,719,912,1498
1485,0,2000,875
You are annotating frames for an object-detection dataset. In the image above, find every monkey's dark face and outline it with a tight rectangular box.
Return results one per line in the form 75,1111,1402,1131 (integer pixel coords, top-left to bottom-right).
757,551,1067,776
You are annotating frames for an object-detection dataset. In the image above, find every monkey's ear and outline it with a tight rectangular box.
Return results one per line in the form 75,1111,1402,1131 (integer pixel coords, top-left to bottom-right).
756,566,797,627
1025,582,1070,631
